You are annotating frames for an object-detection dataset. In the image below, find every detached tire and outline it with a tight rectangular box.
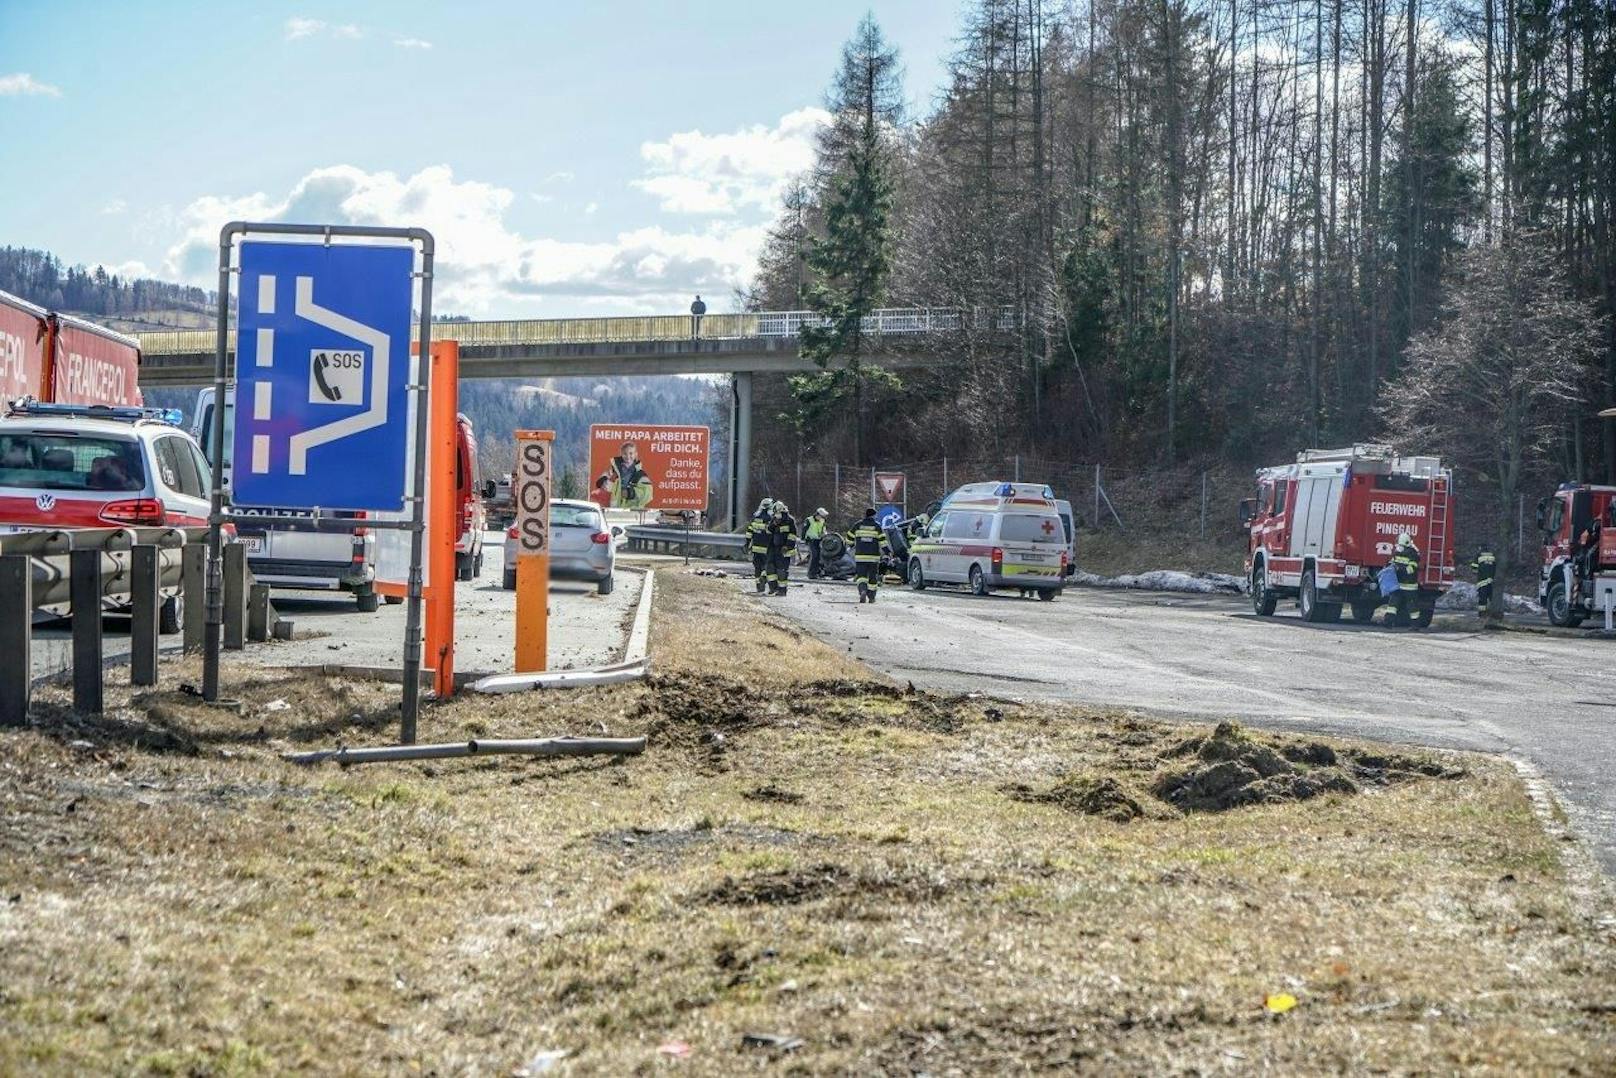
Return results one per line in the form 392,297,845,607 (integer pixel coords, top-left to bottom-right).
821,533,847,559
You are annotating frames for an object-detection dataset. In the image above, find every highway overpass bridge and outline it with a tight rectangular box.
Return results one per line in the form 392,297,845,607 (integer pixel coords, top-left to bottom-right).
134,306,1013,528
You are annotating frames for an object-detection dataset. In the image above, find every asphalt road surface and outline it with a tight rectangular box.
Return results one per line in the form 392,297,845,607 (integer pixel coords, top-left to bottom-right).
31,531,638,683
762,575,1616,875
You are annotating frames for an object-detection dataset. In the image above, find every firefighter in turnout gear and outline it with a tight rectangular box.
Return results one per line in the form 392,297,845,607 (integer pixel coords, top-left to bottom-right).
805,508,830,579
1471,550,1497,613
1391,532,1421,627
767,502,799,595
748,498,775,593
850,507,885,604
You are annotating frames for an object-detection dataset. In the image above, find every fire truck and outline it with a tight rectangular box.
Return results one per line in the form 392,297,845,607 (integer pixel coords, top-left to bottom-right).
1535,483,1616,628
1241,445,1456,627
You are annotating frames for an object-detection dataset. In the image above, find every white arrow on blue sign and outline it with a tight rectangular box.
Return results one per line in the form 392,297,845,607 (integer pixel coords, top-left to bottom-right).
232,241,415,511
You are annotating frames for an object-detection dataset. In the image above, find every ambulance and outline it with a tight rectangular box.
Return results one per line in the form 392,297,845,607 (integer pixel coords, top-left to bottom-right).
905,481,1069,599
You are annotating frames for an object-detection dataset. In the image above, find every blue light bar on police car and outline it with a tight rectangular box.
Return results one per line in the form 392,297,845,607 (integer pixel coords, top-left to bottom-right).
4,398,184,426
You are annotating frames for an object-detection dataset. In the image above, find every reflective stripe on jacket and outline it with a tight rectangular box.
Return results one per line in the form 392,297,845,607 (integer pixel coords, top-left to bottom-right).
851,520,883,562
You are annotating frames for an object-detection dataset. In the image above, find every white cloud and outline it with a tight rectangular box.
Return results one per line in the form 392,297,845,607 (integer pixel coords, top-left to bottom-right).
284,17,324,40
0,72,62,97
393,37,433,50
101,199,127,215
633,106,826,215
583,201,599,216
543,170,575,184
530,193,553,204
286,18,366,42
162,165,766,314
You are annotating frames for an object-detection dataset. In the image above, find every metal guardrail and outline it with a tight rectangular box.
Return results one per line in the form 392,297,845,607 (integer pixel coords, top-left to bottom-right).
623,525,748,560
134,306,1023,356
0,528,281,725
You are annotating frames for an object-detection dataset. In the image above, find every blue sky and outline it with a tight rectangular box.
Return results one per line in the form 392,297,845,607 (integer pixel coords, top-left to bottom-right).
0,1,955,318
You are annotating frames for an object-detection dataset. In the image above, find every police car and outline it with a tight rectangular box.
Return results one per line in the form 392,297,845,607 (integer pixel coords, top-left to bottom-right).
0,399,214,631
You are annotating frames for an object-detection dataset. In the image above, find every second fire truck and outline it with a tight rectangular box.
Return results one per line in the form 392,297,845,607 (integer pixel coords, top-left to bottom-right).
1241,444,1456,627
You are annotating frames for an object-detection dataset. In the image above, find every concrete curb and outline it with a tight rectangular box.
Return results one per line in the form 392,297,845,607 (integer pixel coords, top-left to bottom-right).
1507,757,1616,925
622,566,655,663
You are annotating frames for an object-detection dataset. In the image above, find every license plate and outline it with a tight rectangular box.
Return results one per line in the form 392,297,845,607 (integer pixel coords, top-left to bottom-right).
240,536,265,554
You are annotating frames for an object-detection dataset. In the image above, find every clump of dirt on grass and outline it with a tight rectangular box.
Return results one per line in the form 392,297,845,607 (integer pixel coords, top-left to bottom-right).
701,861,987,907
1005,773,1146,822
1149,720,1461,813
633,672,979,758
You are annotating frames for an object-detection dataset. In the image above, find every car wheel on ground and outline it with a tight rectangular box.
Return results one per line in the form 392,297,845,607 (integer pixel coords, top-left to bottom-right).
384,594,403,605
1299,568,1342,624
355,587,379,613
472,552,483,578
503,568,516,591
1037,587,1058,602
160,594,182,635
908,559,927,590
598,576,614,596
969,565,988,597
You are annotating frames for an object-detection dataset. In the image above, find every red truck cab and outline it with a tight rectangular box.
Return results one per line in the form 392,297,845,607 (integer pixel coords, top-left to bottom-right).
1536,484,1616,627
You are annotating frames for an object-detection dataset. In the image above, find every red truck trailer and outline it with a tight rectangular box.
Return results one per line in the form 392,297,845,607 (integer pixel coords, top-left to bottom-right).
0,288,142,407
1536,483,1616,629
1241,444,1456,627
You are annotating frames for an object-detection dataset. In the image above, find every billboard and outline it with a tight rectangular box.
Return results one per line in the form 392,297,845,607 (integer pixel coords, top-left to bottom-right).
588,424,710,512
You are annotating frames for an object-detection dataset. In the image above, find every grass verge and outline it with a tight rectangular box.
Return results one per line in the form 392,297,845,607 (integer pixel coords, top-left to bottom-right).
1,569,1612,1074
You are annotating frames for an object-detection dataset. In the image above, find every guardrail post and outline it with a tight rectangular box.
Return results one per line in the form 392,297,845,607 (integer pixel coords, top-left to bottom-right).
130,545,160,687
71,548,103,715
182,544,205,652
223,543,247,651
248,583,273,643
0,555,29,726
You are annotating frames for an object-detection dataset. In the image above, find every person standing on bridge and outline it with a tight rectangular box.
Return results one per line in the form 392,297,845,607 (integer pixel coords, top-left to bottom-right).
767,501,799,595
690,294,706,339
748,498,774,593
805,507,830,579
851,507,884,604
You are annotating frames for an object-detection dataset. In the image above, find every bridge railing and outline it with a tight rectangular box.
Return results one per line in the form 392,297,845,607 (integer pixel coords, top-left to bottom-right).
134,306,1020,356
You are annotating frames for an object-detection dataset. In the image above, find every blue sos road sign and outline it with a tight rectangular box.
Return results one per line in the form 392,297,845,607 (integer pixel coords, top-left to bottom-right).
875,505,904,530
231,241,414,511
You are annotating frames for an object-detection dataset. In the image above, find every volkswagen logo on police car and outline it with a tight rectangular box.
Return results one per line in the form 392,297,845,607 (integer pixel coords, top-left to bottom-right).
34,493,55,512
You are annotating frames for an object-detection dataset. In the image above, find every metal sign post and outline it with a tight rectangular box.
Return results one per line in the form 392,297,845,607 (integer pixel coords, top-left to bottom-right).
204,222,435,743
514,430,555,673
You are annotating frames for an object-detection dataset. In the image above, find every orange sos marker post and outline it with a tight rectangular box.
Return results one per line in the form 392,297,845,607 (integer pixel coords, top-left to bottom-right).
514,430,555,672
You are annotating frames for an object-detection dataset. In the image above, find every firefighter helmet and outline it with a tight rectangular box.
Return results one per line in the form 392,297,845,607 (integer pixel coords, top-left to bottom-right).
1397,532,1412,548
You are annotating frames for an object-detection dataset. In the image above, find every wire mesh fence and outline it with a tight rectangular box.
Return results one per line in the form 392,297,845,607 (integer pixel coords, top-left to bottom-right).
742,455,1255,541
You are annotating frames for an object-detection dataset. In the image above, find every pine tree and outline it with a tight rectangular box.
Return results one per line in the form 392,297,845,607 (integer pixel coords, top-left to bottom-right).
795,15,904,467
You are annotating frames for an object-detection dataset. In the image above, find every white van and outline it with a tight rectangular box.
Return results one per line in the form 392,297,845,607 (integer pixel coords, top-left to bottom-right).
906,482,1068,599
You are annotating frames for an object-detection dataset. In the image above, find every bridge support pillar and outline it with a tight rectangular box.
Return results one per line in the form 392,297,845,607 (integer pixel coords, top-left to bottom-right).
732,371,752,532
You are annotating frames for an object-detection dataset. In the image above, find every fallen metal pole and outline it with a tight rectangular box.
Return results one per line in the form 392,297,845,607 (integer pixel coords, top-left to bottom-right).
284,735,647,767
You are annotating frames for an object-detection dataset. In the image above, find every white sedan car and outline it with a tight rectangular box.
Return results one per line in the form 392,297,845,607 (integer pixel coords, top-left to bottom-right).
502,499,621,594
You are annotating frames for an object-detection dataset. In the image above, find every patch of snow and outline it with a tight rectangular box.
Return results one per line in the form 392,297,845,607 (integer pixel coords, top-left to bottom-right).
1438,581,1538,615
1072,568,1247,595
